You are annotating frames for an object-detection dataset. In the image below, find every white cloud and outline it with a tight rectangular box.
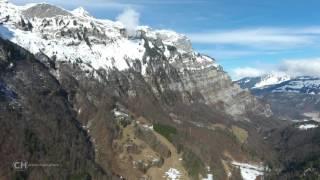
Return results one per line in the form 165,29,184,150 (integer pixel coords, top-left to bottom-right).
187,27,320,50
116,8,140,35
231,57,320,80
279,58,320,77
232,67,266,80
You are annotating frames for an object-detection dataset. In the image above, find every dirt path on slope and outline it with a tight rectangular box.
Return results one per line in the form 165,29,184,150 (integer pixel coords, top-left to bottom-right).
147,130,189,180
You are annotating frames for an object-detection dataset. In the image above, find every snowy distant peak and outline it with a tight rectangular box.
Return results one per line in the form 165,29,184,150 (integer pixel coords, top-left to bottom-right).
237,73,320,95
71,7,91,18
272,76,320,94
22,3,71,18
254,72,291,89
236,72,291,90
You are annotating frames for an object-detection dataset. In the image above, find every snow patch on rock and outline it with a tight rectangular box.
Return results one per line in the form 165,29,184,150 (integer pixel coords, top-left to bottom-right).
232,162,264,180
71,7,91,18
164,168,181,180
298,124,318,130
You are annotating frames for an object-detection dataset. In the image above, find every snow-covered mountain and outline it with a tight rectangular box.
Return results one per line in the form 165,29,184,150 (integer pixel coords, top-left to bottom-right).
0,0,272,118
0,1,217,76
237,73,320,95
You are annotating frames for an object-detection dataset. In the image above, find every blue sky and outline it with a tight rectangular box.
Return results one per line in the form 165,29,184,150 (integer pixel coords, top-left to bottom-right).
12,0,320,79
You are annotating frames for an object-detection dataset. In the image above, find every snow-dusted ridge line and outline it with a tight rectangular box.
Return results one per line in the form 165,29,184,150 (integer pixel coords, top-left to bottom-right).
0,1,219,78
272,77,320,94
237,71,320,95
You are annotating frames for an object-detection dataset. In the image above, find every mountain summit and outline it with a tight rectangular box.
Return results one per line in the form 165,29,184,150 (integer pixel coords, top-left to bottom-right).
22,3,72,18
71,7,92,18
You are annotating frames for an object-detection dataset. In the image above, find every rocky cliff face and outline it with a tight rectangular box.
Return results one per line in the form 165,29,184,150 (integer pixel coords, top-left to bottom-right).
0,1,282,180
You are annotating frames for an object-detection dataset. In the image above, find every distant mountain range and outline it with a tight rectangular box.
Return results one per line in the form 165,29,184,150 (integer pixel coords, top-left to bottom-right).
237,73,320,95
236,73,320,121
